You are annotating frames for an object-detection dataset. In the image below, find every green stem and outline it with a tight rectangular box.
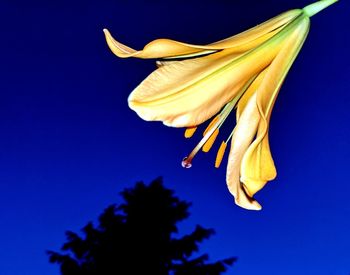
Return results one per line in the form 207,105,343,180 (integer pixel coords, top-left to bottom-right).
303,0,338,17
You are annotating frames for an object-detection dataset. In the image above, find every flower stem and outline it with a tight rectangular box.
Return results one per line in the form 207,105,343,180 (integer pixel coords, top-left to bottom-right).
303,0,338,17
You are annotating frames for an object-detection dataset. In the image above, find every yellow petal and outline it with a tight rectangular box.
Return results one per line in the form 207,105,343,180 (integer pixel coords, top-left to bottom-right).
242,132,276,197
207,10,301,50
127,50,263,127
226,92,261,210
241,15,310,197
236,67,268,121
103,10,301,59
127,13,306,127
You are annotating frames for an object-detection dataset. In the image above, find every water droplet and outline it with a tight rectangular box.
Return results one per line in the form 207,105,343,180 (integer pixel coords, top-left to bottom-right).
181,157,192,168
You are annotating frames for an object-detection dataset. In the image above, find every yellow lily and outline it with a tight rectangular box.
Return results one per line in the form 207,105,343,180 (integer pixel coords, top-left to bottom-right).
104,0,338,210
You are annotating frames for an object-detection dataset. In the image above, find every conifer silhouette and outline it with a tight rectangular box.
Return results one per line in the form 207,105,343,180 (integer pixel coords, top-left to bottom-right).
48,178,236,274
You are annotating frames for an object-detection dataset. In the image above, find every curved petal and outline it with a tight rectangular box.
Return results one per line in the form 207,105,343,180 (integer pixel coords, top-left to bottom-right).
208,10,301,49
236,67,268,121
103,10,302,59
226,93,261,210
241,16,310,197
126,13,307,128
128,42,279,127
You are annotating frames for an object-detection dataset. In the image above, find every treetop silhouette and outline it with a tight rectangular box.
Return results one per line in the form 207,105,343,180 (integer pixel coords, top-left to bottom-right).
48,178,236,275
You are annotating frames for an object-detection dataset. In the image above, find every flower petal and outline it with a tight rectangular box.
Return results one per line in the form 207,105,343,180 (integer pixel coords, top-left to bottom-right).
103,10,301,59
126,13,307,127
241,16,310,197
128,44,277,127
236,67,268,121
226,92,261,210
207,10,301,50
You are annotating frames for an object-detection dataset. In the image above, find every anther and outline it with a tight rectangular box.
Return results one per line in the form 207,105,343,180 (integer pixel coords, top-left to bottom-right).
203,115,220,136
202,129,219,152
215,141,227,168
184,126,197,138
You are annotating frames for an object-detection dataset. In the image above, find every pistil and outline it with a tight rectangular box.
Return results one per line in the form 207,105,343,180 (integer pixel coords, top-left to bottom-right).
181,76,257,168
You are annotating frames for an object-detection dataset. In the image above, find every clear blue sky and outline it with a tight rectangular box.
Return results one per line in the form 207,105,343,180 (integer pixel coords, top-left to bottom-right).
0,0,349,274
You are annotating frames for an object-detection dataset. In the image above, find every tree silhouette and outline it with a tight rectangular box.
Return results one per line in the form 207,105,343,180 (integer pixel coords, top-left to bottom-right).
48,178,236,275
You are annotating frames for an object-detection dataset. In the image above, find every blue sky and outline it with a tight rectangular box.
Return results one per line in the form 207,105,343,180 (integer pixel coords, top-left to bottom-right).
0,0,349,274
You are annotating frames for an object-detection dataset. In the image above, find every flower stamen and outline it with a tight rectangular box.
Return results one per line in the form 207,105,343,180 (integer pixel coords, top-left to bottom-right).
181,76,257,168
181,114,224,168
203,115,220,136
202,128,220,152
184,126,197,138
225,127,236,144
214,127,237,168
215,141,227,168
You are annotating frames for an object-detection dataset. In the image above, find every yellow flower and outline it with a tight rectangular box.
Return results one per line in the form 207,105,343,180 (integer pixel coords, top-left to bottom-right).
104,0,338,210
